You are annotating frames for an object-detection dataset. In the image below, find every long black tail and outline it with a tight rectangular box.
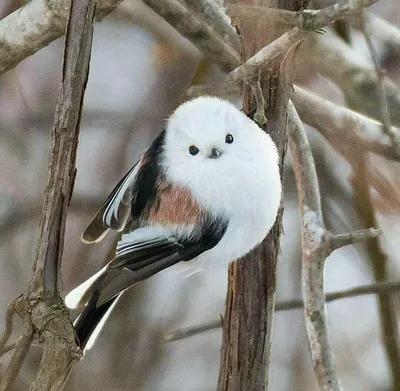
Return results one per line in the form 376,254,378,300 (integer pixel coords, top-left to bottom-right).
74,289,119,350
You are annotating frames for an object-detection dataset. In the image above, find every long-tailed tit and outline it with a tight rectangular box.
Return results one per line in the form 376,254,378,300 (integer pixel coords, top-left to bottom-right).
65,96,281,351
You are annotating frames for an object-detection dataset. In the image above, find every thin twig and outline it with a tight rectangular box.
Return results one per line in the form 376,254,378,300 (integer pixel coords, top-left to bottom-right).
0,320,33,391
359,13,400,54
360,11,400,154
329,228,382,251
166,277,400,342
309,30,400,127
249,74,267,125
0,302,15,357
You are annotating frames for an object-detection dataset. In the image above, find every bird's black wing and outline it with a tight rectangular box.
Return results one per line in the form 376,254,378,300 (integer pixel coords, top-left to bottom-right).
74,216,227,348
96,216,228,307
81,131,166,244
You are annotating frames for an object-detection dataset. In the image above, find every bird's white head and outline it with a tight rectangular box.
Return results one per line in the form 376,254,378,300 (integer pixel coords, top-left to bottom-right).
162,96,281,215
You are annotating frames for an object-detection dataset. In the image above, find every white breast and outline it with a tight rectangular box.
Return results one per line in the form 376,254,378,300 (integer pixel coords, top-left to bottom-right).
195,145,281,265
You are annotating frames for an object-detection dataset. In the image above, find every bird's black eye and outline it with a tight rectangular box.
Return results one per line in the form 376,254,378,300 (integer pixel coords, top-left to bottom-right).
189,145,199,156
225,134,234,144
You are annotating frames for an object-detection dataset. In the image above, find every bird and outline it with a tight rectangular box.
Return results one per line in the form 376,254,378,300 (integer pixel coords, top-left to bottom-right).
65,96,282,352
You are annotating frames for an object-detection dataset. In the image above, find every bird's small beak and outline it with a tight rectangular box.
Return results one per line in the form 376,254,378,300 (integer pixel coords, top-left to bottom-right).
208,148,223,159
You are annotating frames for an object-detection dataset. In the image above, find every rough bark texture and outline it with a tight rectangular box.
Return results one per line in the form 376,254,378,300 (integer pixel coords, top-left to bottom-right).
217,1,304,390
0,0,94,389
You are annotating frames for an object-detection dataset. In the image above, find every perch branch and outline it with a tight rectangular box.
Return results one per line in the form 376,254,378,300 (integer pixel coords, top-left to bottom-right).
227,0,377,30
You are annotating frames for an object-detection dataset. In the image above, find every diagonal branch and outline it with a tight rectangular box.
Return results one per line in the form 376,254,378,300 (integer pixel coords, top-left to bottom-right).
360,11,400,154
309,30,400,127
291,86,400,162
181,0,241,52
139,0,241,72
0,0,122,75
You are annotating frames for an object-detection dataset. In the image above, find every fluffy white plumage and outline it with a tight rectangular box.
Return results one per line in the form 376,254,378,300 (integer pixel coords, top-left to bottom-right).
163,97,281,262
65,96,281,351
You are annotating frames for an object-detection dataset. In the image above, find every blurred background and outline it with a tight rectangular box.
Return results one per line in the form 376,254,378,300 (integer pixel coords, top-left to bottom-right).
0,0,399,390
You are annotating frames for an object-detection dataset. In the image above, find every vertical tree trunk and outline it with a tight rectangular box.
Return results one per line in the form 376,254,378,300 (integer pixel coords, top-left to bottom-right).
218,1,305,390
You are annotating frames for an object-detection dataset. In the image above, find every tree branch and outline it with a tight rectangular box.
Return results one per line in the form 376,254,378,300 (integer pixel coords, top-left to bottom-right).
142,0,240,72
165,278,400,342
360,11,400,154
328,228,382,251
0,0,95,389
227,0,377,30
291,85,400,162
288,101,337,390
0,302,16,357
0,0,123,75
309,29,400,127
360,13,400,54
182,0,241,52
227,27,306,83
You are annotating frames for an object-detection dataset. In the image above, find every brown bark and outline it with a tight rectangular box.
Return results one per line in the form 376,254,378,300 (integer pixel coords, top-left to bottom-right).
217,1,304,390
0,0,95,389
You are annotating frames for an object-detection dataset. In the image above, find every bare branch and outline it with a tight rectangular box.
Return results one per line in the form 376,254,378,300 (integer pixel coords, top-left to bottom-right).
350,154,400,387
0,0,124,75
361,13,400,54
164,319,222,343
0,319,33,391
309,30,400,127
329,228,382,251
288,101,342,391
0,302,16,357
0,343,16,355
182,0,241,52
142,0,240,72
360,11,400,154
227,27,306,82
288,101,388,390
291,86,400,162
227,0,377,30
0,0,95,389
165,279,400,342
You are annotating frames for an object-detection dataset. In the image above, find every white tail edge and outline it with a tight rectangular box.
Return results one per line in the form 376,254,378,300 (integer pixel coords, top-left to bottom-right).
65,264,108,309
83,293,123,352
